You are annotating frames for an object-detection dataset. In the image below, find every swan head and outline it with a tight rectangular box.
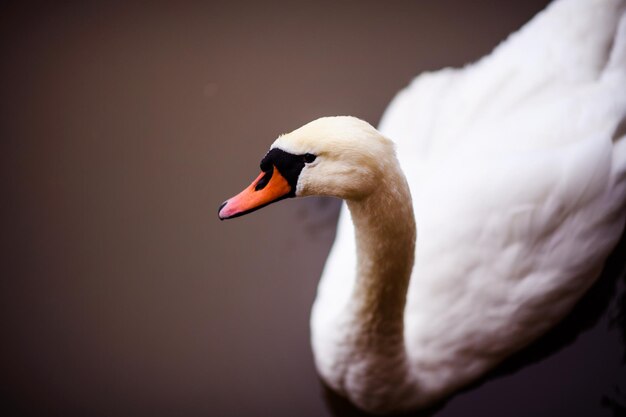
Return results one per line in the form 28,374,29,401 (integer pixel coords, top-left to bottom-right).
218,116,395,220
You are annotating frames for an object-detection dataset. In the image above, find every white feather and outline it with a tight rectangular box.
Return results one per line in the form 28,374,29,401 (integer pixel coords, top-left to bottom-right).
307,0,626,413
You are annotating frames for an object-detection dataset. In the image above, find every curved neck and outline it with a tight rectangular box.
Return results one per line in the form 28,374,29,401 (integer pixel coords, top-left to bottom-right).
346,172,415,341
341,161,418,411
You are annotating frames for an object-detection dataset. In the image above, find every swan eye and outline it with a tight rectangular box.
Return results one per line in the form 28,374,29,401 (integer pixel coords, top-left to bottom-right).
304,153,317,163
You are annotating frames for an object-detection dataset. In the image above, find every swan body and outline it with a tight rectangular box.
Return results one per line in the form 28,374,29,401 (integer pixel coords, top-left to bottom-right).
219,0,626,414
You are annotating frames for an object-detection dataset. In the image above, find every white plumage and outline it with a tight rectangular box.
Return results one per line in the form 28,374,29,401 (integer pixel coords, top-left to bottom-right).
220,0,626,414
311,0,626,413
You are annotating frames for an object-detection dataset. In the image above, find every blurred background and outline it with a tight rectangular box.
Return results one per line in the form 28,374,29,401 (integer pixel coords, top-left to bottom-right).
1,1,625,416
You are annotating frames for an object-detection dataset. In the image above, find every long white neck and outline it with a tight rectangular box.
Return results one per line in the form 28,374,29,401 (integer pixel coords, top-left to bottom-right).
346,165,415,347
337,159,420,413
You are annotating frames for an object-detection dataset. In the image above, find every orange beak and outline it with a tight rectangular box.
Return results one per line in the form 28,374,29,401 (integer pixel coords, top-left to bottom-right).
218,165,292,220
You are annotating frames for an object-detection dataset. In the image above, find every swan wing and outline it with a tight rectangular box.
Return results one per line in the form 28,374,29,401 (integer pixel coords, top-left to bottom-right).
378,0,626,397
316,0,626,401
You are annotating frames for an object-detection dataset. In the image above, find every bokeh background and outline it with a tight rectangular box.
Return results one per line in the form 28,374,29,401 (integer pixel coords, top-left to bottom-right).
1,1,625,416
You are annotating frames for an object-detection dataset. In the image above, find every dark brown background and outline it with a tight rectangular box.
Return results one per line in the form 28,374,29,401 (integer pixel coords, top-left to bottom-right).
1,1,625,416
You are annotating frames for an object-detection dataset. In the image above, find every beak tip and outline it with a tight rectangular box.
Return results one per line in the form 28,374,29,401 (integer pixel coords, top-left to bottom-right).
218,201,228,221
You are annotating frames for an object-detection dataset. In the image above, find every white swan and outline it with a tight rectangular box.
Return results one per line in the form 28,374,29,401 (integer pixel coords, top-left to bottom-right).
218,0,626,414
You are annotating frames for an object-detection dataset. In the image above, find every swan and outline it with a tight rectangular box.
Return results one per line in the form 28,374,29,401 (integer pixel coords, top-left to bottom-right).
218,0,626,414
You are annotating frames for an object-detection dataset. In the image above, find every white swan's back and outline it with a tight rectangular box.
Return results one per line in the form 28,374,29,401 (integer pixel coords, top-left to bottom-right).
315,0,626,408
